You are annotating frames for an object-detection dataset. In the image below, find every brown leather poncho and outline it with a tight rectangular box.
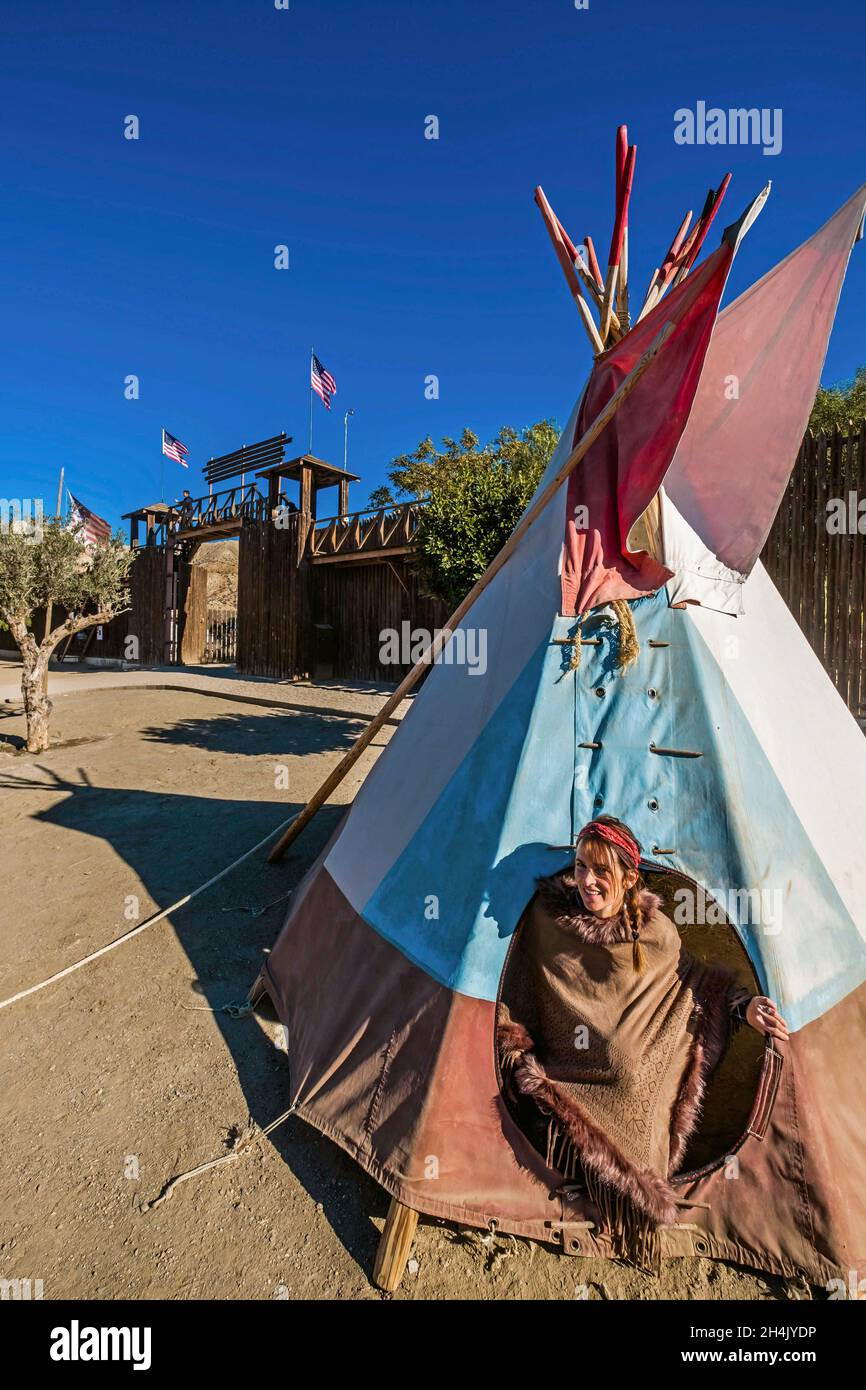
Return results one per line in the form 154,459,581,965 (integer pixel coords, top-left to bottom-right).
497,872,750,1265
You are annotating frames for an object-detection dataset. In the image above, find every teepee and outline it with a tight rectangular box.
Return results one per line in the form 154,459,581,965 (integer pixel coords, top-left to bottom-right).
253,132,866,1289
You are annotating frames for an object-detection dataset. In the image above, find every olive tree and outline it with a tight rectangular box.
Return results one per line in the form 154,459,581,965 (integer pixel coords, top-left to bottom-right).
809,366,866,434
0,516,133,752
386,422,558,609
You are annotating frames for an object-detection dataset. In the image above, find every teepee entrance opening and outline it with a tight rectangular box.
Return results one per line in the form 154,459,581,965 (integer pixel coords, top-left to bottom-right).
495,865,767,1184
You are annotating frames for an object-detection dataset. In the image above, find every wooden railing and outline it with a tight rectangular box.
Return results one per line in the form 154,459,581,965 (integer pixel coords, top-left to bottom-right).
130,483,268,548
174,482,266,534
307,500,425,561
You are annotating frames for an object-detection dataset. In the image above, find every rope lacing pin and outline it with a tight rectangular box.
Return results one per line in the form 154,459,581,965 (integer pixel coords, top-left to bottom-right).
551,612,592,678
481,1218,498,1248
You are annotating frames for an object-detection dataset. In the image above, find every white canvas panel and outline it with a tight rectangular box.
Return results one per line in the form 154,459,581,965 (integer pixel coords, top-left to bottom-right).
326,397,583,909
686,561,866,951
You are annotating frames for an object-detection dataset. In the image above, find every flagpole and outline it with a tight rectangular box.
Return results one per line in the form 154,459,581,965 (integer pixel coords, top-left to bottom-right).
309,347,314,454
42,465,65,692
160,430,165,503
344,409,354,471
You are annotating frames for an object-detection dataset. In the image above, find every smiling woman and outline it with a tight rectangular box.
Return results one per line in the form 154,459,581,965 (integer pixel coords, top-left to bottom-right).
495,815,788,1268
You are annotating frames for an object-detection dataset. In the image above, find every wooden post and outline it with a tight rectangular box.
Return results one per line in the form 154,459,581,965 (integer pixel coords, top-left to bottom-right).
373,1199,419,1292
339,476,350,516
267,471,280,516
267,319,676,862
163,536,178,665
300,463,313,517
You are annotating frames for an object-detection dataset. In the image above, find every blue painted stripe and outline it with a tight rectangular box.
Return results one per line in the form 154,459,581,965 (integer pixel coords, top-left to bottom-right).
359,591,866,1030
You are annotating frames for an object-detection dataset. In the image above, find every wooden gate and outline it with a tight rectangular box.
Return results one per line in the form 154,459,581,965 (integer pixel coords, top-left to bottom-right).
203,607,238,663
179,564,209,665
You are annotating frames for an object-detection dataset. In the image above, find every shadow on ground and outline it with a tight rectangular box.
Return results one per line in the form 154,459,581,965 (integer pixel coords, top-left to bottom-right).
139,707,364,757
0,704,393,1277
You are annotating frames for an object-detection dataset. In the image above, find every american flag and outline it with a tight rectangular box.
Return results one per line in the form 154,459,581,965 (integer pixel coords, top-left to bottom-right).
68,492,112,548
162,429,189,466
311,354,337,410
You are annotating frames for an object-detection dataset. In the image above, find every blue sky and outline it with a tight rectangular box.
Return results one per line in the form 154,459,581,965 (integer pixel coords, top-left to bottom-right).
1,0,864,530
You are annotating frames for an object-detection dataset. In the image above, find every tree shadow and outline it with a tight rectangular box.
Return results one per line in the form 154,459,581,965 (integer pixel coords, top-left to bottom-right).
139,707,367,758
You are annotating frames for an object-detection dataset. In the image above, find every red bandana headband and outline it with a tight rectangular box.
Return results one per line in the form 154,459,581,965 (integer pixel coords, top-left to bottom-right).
577,821,640,869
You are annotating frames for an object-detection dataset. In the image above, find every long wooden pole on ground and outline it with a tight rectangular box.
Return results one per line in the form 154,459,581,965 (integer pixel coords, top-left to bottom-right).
268,319,676,863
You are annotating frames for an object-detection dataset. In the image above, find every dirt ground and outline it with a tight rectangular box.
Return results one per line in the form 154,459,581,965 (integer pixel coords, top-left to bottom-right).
0,680,808,1301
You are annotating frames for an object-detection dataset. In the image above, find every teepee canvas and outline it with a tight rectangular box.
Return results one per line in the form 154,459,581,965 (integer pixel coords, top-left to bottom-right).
254,154,866,1285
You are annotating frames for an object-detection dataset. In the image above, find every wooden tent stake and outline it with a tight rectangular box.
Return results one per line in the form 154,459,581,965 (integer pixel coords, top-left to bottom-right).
267,319,677,863
373,1198,420,1291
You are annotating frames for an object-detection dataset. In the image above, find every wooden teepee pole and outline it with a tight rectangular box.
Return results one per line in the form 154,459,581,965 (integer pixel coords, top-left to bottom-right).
637,209,692,323
601,141,636,345
267,319,676,863
534,186,605,355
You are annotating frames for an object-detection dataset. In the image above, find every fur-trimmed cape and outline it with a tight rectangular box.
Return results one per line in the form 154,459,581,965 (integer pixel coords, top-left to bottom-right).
497,872,750,1266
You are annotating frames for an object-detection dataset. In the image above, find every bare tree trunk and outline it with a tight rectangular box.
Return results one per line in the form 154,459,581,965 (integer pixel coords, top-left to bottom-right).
7,620,52,753
6,606,126,754
21,650,52,752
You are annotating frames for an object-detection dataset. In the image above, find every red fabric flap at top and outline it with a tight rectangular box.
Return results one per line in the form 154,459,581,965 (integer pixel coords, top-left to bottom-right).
561,241,734,616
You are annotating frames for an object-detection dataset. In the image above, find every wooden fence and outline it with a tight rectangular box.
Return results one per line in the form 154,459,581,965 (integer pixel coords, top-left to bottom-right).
233,510,449,682
312,557,448,681
762,422,866,718
236,512,311,679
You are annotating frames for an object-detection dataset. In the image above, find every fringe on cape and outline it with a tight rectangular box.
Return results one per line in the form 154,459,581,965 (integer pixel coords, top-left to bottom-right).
497,957,740,1274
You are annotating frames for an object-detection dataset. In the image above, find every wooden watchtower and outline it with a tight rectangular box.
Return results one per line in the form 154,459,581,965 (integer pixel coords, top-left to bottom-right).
256,453,360,529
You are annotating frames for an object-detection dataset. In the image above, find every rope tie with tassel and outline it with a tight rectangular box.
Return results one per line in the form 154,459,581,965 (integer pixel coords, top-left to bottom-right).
611,599,640,672
567,613,588,671
565,602,640,674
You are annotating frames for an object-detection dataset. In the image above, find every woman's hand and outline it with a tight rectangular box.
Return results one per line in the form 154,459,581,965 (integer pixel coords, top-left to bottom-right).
745,996,789,1042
